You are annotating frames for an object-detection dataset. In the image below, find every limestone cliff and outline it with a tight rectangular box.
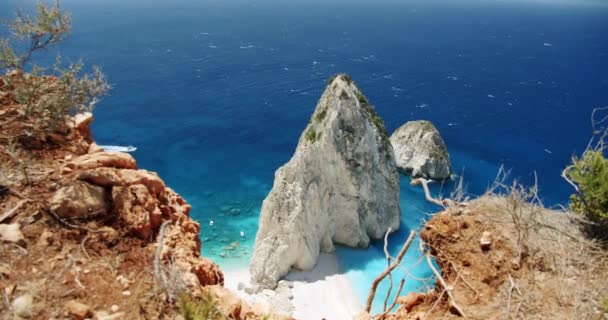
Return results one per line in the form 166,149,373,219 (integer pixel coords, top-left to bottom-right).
250,74,401,290
389,120,451,180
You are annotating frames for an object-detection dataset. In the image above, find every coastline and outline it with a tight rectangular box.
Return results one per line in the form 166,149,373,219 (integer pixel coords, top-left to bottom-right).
224,253,362,320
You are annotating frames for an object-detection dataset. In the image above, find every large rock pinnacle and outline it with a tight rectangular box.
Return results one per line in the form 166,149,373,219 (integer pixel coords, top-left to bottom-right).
249,74,401,290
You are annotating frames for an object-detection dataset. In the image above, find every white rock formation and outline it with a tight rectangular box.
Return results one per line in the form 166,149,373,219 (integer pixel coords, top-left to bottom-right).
250,74,401,290
389,120,451,180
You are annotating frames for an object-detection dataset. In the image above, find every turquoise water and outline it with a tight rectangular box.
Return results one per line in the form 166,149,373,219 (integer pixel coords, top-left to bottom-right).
2,0,607,314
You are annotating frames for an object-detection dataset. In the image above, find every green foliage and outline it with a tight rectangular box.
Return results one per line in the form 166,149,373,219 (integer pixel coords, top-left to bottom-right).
354,90,391,157
355,91,368,105
601,296,608,313
9,57,110,137
314,107,327,122
0,0,71,70
305,127,317,143
566,150,608,224
178,292,227,320
0,1,110,141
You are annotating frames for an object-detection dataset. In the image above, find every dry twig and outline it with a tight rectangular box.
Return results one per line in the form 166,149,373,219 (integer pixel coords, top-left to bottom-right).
411,178,446,207
0,199,27,223
365,230,416,313
421,241,466,317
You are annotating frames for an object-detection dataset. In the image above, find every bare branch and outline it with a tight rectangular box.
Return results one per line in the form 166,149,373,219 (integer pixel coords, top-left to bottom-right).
365,230,416,313
382,227,394,312
0,199,28,223
379,278,406,319
411,178,447,207
421,241,466,317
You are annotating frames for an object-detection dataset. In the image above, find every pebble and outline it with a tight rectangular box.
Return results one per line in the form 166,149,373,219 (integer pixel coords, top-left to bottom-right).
116,275,130,288
111,305,119,312
480,231,492,251
65,300,92,320
12,294,33,318
122,290,131,297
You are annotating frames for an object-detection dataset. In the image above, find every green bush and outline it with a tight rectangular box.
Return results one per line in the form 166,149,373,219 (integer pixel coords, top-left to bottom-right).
305,127,317,143
0,1,110,140
178,292,227,320
314,107,327,122
566,150,608,224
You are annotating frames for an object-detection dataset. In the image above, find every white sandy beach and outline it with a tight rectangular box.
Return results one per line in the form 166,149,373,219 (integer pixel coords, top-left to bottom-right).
224,253,362,320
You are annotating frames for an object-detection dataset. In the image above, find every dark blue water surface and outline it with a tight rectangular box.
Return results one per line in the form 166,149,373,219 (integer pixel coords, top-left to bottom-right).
2,0,607,312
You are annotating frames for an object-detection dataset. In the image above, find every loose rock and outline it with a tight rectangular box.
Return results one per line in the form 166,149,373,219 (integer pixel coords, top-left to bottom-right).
0,223,25,245
12,294,33,318
480,231,492,251
65,300,93,320
49,181,108,219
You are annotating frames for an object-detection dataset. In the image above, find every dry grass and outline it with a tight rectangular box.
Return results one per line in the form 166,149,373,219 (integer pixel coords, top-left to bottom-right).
380,168,608,320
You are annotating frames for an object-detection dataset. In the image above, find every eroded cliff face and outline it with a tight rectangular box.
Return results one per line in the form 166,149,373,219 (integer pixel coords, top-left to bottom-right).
250,74,401,290
0,72,287,320
389,120,451,180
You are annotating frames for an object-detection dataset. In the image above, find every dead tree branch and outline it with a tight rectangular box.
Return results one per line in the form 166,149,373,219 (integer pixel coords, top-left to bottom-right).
379,278,406,319
421,241,466,317
0,199,27,223
382,227,394,311
411,178,446,207
365,230,416,313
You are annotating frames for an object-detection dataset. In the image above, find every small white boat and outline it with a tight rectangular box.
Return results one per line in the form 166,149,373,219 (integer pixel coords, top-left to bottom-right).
100,145,137,153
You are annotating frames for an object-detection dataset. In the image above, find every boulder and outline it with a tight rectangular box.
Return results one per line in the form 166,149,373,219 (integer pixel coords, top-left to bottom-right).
112,184,162,239
161,221,224,286
67,152,137,170
389,120,451,180
250,74,401,289
159,187,192,220
78,168,165,196
49,181,108,219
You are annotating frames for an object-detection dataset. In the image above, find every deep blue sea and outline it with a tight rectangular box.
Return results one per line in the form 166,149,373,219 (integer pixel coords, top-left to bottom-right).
2,0,608,313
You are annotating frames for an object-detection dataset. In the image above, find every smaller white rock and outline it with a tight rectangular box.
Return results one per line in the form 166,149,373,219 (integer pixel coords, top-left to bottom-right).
110,305,119,312
480,231,492,251
0,223,25,244
121,290,131,297
390,120,452,180
116,275,130,288
12,294,33,318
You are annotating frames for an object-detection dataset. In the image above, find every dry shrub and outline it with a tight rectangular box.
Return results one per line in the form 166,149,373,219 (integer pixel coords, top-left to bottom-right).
478,168,608,319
